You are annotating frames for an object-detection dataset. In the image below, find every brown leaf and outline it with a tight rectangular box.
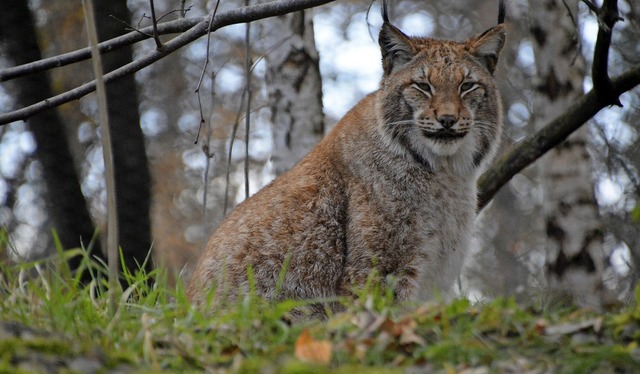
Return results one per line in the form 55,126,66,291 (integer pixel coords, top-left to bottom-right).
381,317,403,337
534,319,547,335
380,316,425,346
399,328,426,346
398,318,426,346
294,329,332,365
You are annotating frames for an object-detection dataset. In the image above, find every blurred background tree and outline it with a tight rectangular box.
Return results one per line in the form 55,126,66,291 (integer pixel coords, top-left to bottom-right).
94,0,153,278
0,0,638,306
529,0,605,309
0,0,104,282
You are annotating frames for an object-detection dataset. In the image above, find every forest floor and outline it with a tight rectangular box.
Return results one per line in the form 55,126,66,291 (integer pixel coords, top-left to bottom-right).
1,244,639,373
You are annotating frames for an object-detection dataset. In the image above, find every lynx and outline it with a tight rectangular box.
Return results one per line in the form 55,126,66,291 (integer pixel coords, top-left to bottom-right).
188,3,506,317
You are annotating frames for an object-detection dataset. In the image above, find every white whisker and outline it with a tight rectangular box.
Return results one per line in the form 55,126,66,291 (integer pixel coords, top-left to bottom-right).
473,121,498,128
472,123,498,132
385,120,415,126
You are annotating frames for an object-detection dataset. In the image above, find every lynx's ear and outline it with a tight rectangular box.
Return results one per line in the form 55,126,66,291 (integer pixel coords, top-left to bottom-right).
466,24,506,75
379,22,416,76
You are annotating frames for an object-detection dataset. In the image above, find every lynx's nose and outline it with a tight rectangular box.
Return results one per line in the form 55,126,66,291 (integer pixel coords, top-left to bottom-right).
437,115,458,129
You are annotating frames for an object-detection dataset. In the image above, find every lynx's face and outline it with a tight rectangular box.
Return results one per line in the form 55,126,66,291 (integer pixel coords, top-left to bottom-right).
376,22,506,174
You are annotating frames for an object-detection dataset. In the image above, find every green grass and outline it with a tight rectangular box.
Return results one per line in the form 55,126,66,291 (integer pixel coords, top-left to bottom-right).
1,232,640,372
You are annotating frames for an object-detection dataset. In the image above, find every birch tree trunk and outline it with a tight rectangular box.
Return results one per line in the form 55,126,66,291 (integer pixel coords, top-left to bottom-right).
263,10,325,175
529,0,605,308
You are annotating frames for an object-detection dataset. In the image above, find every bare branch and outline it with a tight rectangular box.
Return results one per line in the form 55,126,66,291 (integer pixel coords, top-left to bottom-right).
0,0,334,82
0,17,191,82
478,63,640,210
0,0,336,125
592,0,623,106
477,0,631,210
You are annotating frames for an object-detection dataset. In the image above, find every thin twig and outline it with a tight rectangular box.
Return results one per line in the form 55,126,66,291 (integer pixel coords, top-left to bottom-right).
561,0,582,66
561,0,578,29
224,68,258,215
220,56,265,215
109,14,153,38
180,0,188,18
81,0,120,313
195,86,206,144
149,0,164,50
223,88,246,217
364,0,377,41
244,0,252,199
202,72,216,250
136,13,149,29
194,0,221,144
157,6,193,23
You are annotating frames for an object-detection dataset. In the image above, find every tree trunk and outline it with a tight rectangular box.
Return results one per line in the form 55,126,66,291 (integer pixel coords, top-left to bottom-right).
94,0,153,277
529,0,605,308
263,10,325,175
0,0,103,278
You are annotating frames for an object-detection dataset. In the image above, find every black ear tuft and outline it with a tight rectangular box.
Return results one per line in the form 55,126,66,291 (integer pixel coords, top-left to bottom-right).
379,21,415,75
466,24,506,75
382,0,390,24
497,0,506,24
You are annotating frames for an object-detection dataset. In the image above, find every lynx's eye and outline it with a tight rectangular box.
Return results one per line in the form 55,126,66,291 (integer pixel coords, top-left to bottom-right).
459,81,477,93
412,82,433,96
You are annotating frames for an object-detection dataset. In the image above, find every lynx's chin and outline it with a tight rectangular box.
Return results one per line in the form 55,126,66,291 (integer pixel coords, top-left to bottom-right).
418,131,485,175
424,135,467,156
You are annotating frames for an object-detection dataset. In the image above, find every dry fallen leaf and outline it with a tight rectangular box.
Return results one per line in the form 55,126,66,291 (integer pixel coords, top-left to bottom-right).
294,329,332,364
380,316,426,346
534,319,547,335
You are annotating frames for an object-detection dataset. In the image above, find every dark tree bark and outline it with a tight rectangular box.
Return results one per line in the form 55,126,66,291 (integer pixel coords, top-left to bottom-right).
94,0,153,276
0,0,104,278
